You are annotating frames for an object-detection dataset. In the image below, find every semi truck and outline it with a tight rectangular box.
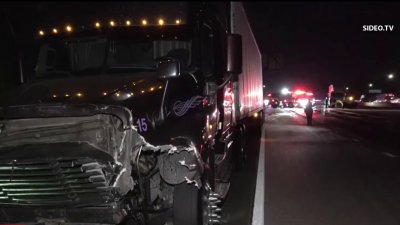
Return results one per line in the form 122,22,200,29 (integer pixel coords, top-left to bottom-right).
0,2,263,225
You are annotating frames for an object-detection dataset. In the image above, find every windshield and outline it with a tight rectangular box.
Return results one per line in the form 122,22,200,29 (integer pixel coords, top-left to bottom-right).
35,36,192,78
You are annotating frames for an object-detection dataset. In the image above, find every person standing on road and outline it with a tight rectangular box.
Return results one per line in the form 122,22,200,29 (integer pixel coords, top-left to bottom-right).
325,97,329,108
304,99,313,125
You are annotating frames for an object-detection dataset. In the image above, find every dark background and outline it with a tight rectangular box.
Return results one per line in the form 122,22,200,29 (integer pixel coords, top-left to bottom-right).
243,2,400,97
1,2,400,98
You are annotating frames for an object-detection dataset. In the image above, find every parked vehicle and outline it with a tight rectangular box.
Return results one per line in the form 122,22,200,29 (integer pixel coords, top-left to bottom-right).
0,2,263,225
265,92,281,108
329,91,357,108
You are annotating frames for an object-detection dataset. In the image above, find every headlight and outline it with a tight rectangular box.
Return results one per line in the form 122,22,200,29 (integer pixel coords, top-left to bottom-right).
298,99,308,108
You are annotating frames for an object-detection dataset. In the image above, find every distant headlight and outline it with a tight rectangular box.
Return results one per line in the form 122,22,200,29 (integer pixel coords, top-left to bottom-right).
298,99,308,108
348,96,354,101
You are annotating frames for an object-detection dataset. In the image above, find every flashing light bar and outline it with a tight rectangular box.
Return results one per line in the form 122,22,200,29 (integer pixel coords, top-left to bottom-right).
293,90,305,95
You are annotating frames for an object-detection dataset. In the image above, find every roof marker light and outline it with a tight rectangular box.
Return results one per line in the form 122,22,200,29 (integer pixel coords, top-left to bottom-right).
65,25,72,32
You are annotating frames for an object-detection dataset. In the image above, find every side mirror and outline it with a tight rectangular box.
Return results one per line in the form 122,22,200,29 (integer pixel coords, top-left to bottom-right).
156,57,181,79
225,34,242,74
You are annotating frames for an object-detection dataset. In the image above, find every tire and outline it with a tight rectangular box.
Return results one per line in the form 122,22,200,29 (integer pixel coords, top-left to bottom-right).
173,183,202,225
233,127,246,171
118,214,145,225
259,109,265,126
335,102,343,108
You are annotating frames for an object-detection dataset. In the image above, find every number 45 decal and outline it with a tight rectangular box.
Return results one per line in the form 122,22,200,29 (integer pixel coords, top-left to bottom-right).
136,118,148,132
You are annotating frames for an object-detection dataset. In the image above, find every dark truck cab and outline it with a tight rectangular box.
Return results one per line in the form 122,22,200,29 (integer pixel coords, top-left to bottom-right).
0,2,263,225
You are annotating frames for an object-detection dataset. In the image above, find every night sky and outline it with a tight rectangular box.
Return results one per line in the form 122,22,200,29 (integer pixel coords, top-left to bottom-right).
243,2,400,97
1,2,400,98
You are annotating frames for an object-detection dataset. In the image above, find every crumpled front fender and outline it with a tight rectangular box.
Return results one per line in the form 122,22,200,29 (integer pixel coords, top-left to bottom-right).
157,137,204,188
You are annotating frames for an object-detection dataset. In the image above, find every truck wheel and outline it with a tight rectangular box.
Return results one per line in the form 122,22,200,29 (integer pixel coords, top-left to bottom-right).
118,214,145,225
335,102,343,108
259,109,265,126
173,183,202,225
233,127,246,171
173,183,222,225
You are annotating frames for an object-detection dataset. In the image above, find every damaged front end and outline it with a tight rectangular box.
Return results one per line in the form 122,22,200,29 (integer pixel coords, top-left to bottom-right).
0,104,204,225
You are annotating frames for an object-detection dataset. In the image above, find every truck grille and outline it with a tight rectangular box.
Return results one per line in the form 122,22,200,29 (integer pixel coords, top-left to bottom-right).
0,158,116,206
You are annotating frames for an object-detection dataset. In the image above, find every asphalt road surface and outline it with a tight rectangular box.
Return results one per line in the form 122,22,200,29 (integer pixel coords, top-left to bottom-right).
222,120,261,225
264,107,400,225
154,106,400,225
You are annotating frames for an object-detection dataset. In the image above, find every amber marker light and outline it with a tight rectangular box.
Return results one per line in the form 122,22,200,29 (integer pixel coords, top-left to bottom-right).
66,25,72,32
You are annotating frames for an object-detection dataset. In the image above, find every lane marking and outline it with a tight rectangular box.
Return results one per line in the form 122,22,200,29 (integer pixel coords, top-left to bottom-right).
252,124,266,225
382,152,398,158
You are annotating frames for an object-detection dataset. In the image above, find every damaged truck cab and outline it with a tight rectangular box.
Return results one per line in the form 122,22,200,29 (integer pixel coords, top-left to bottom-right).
0,2,263,225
